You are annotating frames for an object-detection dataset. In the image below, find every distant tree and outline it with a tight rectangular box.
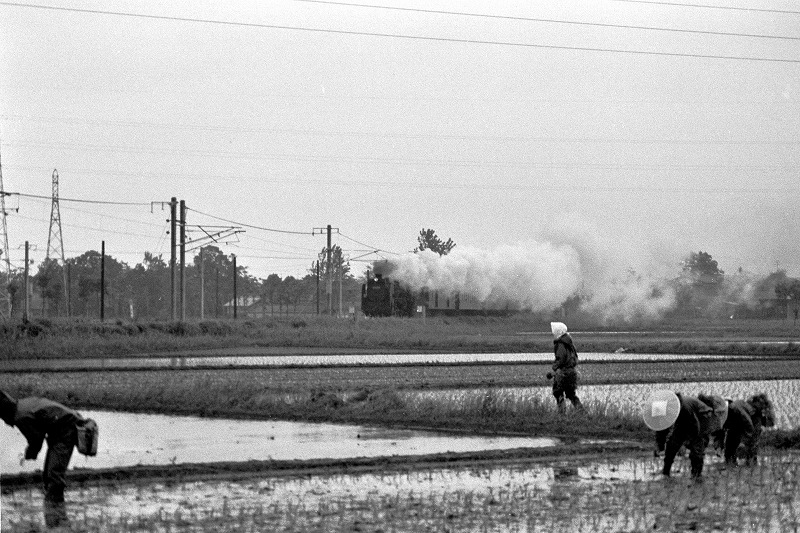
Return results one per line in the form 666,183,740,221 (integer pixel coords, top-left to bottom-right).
775,276,800,300
67,250,127,318
683,251,724,284
262,274,282,316
414,228,455,256
34,258,65,316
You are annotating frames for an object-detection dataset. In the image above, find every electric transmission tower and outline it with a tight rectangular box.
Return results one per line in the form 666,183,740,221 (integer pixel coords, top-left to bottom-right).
0,147,11,318
46,169,68,316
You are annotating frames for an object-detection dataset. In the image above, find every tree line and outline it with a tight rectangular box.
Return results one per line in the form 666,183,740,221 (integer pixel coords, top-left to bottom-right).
7,245,361,320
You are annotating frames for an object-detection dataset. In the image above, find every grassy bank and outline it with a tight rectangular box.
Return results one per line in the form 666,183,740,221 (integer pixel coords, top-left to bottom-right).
4,371,798,450
2,315,800,360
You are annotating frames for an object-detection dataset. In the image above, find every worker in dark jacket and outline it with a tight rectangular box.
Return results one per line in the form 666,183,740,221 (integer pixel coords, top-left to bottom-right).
722,393,775,466
0,390,81,528
547,322,583,412
655,393,725,479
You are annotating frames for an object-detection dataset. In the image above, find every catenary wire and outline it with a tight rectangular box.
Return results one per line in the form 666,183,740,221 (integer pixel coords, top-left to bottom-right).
613,0,800,15
0,2,797,63
187,207,311,235
295,0,800,41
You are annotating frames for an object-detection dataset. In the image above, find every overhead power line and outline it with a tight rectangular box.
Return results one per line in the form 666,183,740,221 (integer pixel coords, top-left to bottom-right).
187,207,311,235
296,0,800,41
5,120,800,144
0,1,797,63
338,232,399,255
613,0,800,15
0,190,151,206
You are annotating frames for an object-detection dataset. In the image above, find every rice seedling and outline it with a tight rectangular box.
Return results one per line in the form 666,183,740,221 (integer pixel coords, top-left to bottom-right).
4,452,799,532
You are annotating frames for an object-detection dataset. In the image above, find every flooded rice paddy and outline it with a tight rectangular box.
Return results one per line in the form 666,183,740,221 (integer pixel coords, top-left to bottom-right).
0,351,749,372
4,452,800,532
0,410,558,476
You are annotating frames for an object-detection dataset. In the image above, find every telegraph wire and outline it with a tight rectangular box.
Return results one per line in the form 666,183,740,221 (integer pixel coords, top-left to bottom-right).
13,212,158,239
613,0,800,15
4,144,798,170
187,207,311,236
296,0,800,41
0,190,150,206
338,232,399,255
5,124,800,144
0,1,797,63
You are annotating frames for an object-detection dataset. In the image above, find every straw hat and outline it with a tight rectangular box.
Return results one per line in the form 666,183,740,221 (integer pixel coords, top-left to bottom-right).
642,390,680,431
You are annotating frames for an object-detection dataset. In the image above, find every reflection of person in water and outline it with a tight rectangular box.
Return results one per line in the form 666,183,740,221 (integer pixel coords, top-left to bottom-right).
0,390,81,528
548,322,583,412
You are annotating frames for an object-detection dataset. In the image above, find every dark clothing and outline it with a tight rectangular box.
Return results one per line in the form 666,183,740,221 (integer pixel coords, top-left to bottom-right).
656,395,715,478
724,400,761,465
1,394,80,528
552,334,582,411
552,334,578,371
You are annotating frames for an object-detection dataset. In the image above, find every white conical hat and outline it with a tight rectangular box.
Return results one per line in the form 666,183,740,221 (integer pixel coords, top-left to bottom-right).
642,390,681,431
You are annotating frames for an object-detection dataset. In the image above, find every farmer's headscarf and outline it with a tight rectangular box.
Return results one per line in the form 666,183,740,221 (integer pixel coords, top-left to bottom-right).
550,322,568,340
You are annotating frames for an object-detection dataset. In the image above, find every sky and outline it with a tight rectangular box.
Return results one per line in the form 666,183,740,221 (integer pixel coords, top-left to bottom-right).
1,0,798,288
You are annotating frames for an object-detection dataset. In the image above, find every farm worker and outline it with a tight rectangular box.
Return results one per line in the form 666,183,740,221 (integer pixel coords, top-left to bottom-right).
645,391,727,479
547,322,583,412
0,390,81,528
721,393,775,466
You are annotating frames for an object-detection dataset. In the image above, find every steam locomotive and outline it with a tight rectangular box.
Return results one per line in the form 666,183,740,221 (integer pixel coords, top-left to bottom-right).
361,260,516,317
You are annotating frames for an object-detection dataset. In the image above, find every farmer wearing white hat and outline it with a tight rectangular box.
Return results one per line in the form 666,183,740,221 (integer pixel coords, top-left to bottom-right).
548,322,583,412
644,390,728,479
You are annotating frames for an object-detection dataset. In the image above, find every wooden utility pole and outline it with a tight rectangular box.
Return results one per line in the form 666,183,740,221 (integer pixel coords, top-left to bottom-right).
23,241,29,321
169,197,177,321
315,260,320,315
232,254,237,320
199,247,205,320
327,224,332,315
100,240,105,322
179,199,186,321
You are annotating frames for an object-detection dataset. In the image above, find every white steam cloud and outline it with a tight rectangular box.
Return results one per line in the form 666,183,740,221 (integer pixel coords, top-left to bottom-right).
383,224,682,323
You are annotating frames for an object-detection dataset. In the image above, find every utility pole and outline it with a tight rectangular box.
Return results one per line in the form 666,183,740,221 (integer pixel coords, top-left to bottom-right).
312,225,339,316
215,266,219,318
0,147,13,318
327,225,332,315
23,241,29,321
179,199,186,321
169,197,177,321
232,254,237,320
100,240,105,322
199,247,205,320
315,260,320,315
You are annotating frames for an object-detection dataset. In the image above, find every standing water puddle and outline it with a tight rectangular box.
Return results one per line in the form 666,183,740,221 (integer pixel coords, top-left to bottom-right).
0,410,558,475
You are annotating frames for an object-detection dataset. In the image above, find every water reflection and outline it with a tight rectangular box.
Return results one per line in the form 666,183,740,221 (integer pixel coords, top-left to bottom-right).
0,411,559,475
0,351,746,371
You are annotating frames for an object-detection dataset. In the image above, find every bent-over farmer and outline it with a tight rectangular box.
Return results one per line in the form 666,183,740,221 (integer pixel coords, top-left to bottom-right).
722,393,775,466
0,390,82,528
646,391,727,479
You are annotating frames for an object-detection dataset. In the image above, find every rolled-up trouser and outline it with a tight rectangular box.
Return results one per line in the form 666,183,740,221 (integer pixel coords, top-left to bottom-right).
43,423,77,527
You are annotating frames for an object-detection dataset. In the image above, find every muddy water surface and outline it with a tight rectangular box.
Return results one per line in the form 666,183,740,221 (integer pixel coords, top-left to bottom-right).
0,410,559,475
1,351,747,371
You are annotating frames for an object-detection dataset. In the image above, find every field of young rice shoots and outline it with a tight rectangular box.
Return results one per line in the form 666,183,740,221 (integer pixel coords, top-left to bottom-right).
406,378,800,430
3,452,800,532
